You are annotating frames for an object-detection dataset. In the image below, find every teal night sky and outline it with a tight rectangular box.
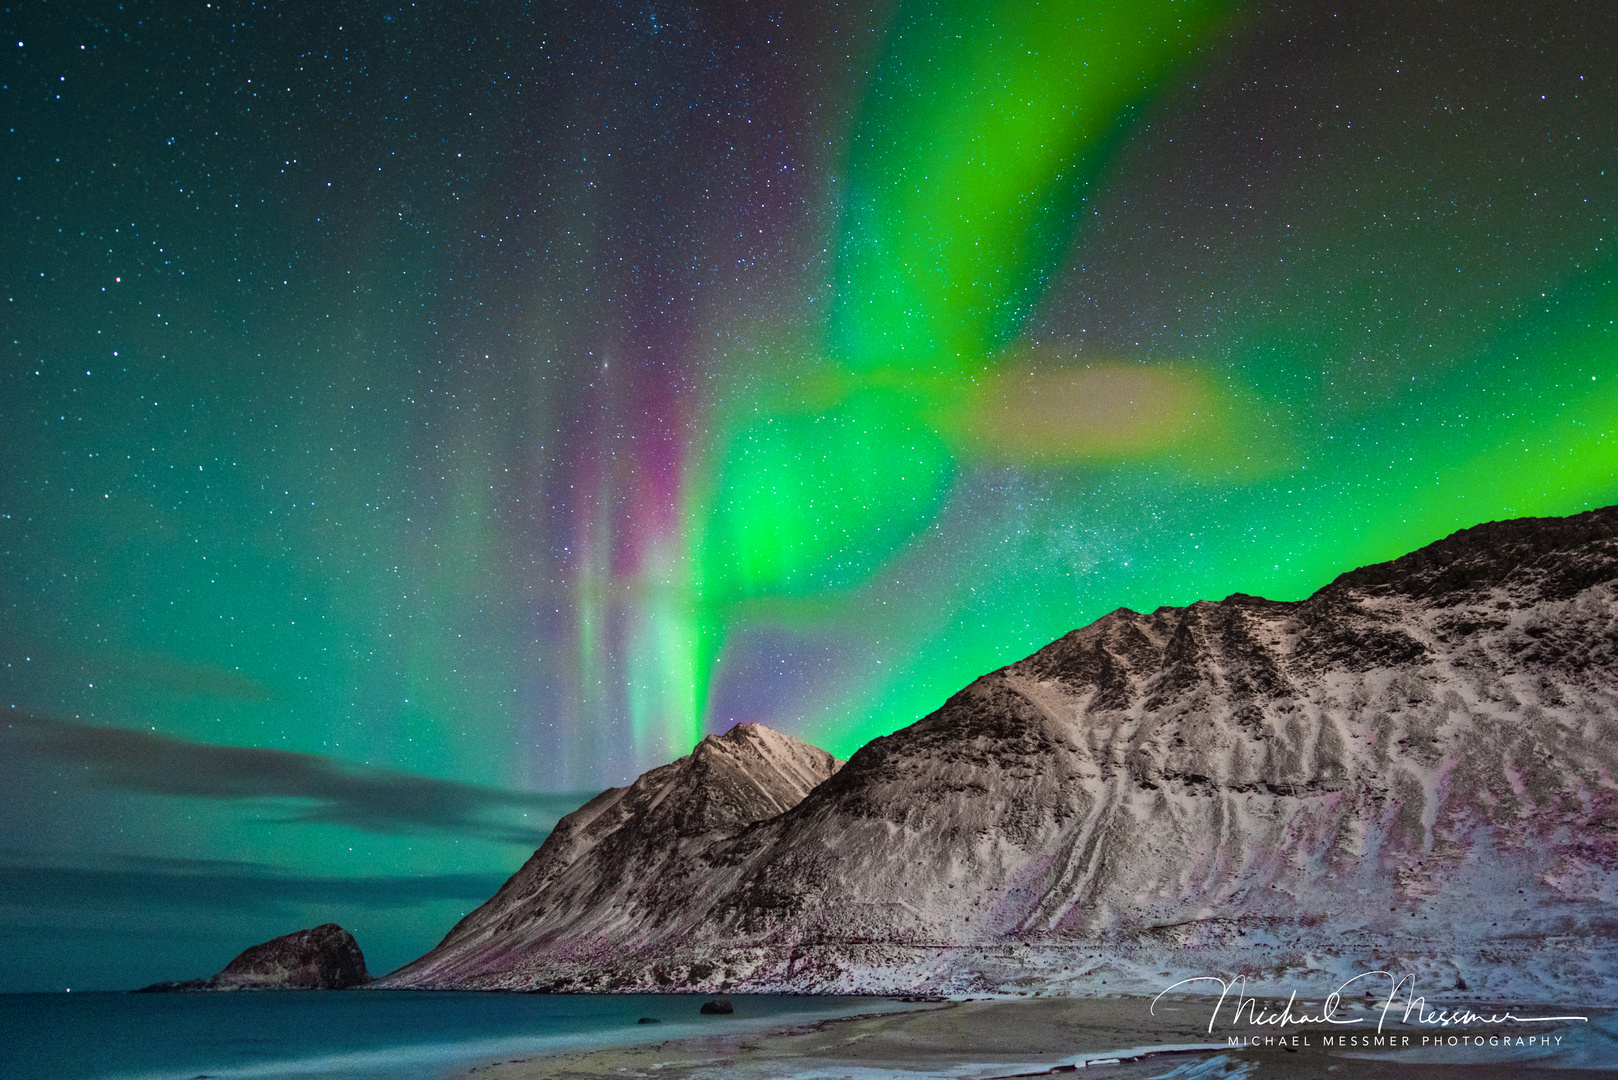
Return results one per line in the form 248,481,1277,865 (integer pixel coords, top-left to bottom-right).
3,0,1615,991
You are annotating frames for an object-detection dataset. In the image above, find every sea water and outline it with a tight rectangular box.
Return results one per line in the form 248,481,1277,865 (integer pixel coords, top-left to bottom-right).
0,990,883,1080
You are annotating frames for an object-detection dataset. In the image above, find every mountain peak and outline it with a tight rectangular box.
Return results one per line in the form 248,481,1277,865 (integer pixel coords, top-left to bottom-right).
375,723,841,989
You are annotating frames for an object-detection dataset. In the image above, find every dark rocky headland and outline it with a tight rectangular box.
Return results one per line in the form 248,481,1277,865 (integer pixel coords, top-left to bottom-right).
137,923,371,991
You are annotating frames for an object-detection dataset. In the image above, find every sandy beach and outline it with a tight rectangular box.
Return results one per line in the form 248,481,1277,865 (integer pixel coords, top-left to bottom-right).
456,995,1618,1080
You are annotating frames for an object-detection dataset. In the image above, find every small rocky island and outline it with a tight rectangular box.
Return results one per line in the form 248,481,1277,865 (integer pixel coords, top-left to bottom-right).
136,923,371,991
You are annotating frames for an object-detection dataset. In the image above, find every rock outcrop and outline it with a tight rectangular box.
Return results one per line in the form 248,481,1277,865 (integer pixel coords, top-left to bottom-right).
380,507,1618,1001
137,923,371,991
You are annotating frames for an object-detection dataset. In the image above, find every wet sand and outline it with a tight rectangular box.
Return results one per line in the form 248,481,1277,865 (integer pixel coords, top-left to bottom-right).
456,995,1618,1079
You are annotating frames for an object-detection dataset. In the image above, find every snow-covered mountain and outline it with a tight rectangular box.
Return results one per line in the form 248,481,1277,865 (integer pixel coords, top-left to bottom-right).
381,507,1618,1000
378,721,843,988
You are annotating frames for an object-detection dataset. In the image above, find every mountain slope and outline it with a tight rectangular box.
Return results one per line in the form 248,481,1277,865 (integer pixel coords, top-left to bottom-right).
386,507,1618,999
377,722,842,988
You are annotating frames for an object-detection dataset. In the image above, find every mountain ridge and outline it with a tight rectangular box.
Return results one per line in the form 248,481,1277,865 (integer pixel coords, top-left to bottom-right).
382,506,1618,1000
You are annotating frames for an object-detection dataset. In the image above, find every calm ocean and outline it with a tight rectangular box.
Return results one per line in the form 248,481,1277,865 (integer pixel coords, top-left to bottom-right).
0,991,883,1080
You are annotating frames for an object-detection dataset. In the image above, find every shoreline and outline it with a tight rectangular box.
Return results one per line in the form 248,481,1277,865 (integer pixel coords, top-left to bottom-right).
453,995,1618,1079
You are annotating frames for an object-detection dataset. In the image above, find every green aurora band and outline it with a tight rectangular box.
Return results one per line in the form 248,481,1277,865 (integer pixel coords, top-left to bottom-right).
684,0,1618,757
690,0,1237,745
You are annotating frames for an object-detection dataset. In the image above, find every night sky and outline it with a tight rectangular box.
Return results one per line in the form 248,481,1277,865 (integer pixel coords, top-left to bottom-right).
3,0,1615,991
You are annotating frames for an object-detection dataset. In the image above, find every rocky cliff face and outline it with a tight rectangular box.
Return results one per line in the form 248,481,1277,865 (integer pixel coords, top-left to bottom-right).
138,923,371,991
377,722,843,988
382,507,1618,1001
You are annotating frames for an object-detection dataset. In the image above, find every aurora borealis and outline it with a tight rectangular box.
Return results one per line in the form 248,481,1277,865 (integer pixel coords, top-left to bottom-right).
3,0,1616,990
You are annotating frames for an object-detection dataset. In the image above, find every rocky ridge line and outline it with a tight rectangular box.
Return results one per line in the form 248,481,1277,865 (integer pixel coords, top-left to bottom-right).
382,506,1618,1001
